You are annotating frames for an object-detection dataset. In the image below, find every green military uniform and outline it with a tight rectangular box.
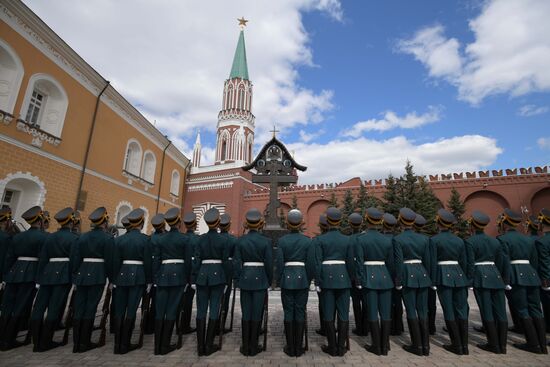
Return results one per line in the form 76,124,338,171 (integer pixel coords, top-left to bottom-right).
498,209,547,354
315,207,354,357
180,213,198,334
348,213,367,337
144,214,165,335
355,208,395,356
71,207,114,353
112,208,152,354
383,213,403,336
315,213,329,336
31,208,78,352
0,206,47,350
219,214,237,333
192,208,229,356
393,208,432,356
533,210,550,334
152,209,189,355
276,209,314,357
234,208,273,357
109,216,132,335
465,210,508,354
0,208,12,302
431,209,469,355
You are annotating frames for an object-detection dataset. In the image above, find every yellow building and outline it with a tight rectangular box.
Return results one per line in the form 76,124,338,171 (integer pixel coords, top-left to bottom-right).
0,1,190,233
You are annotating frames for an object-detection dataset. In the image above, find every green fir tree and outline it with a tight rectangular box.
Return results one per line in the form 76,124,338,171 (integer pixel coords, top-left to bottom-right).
447,187,468,238
340,189,355,234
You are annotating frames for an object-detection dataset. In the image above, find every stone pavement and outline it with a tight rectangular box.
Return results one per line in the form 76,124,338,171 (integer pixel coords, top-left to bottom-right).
1,290,549,366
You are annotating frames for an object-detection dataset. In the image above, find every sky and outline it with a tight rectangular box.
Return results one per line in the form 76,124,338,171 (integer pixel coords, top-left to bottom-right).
23,0,550,184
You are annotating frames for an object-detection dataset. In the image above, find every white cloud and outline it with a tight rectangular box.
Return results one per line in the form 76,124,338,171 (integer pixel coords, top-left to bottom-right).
518,104,549,117
343,105,442,137
397,0,550,105
299,128,325,142
538,137,550,150
289,135,502,184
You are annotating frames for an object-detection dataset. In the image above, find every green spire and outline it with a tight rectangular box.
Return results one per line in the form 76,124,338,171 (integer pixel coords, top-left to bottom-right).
229,30,249,80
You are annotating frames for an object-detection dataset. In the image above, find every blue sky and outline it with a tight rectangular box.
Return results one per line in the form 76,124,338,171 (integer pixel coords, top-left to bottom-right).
24,0,550,183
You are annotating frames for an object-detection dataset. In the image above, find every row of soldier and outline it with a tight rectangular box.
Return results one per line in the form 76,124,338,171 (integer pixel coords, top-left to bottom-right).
0,204,549,358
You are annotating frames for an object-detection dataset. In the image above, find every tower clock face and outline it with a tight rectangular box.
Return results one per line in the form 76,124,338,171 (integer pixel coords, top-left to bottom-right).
283,159,292,168
257,159,266,167
266,145,282,161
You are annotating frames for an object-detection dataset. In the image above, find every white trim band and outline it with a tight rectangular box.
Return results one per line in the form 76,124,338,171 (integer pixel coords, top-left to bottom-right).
243,262,264,267
404,259,422,264
162,259,184,264
49,257,70,262
511,260,530,265
285,262,305,267
83,258,104,263
123,260,144,265
322,260,346,265
202,260,222,264
475,261,495,266
364,261,385,266
438,261,459,265
17,256,38,261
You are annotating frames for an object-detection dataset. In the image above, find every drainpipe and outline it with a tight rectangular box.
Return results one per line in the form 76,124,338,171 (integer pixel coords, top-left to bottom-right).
155,139,172,213
75,81,110,210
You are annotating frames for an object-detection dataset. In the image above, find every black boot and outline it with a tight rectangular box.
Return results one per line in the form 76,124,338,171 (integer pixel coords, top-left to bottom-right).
533,317,548,354
294,321,305,357
458,319,469,355
160,319,176,355
477,321,500,354
366,320,381,355
362,307,370,336
474,324,485,333
419,318,430,356
497,321,507,354
248,320,262,356
0,315,10,350
40,320,62,352
316,300,326,336
336,319,349,356
153,319,162,355
31,319,43,352
113,317,123,354
513,318,542,354
205,319,220,355
391,290,404,336
443,320,463,355
283,321,295,356
196,318,206,356
380,320,391,356
403,318,423,356
321,321,337,356
351,289,363,336
2,316,24,350
72,319,81,353
80,319,99,352
240,320,250,356
120,318,138,354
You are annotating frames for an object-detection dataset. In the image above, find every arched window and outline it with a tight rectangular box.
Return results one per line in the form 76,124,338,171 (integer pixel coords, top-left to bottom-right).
0,38,24,114
141,150,156,184
124,139,142,176
238,86,245,110
20,73,68,137
227,85,234,110
170,170,180,196
221,140,227,161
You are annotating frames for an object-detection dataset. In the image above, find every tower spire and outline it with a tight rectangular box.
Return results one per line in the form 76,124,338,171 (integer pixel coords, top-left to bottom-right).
229,27,249,80
192,130,201,168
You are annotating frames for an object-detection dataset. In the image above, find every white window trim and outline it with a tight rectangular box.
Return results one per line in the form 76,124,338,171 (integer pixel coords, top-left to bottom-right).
0,37,25,114
170,169,180,196
122,138,143,177
141,150,156,184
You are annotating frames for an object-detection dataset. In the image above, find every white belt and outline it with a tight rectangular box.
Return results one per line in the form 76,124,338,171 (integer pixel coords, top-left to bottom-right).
162,259,184,264
438,261,459,265
243,262,264,267
202,259,222,264
511,260,530,265
228,257,233,261
285,262,305,266
49,257,70,262
17,256,39,261
123,260,143,265
364,261,385,265
404,259,421,264
322,260,346,265
83,258,104,263
475,261,495,266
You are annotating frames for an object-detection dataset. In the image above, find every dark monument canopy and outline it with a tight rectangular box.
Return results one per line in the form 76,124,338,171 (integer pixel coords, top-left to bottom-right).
242,136,307,173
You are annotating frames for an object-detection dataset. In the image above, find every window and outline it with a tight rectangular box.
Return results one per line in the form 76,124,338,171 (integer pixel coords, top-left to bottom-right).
141,151,156,184
0,38,25,114
25,90,45,125
238,87,245,110
227,86,233,110
124,140,142,176
170,170,180,196
221,140,227,161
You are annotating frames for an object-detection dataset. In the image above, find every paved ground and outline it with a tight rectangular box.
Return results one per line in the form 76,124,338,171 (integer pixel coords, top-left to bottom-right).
2,290,549,366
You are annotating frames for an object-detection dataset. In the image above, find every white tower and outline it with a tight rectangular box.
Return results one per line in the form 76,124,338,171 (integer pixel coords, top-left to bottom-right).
192,131,201,168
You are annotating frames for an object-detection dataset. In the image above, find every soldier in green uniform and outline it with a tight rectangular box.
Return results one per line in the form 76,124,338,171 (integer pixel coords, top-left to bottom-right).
180,212,198,334
145,213,165,336
112,208,152,354
413,215,436,336
355,208,395,356
349,213,367,337
536,209,550,334
31,207,78,352
465,210,509,354
152,209,190,355
498,208,547,354
527,215,540,238
0,206,47,350
71,207,114,353
315,207,354,357
109,216,131,335
0,208,12,304
219,214,237,334
393,208,432,356
192,208,229,356
276,209,314,357
234,208,273,356
315,213,329,336
383,213,403,336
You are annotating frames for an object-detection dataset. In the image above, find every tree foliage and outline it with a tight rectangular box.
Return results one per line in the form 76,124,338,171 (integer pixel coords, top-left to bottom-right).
447,187,468,238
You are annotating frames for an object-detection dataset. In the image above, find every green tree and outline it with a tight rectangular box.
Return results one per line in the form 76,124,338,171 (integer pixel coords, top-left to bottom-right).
447,187,468,238
382,174,400,216
340,190,355,234
415,175,441,235
356,183,368,218
329,192,339,208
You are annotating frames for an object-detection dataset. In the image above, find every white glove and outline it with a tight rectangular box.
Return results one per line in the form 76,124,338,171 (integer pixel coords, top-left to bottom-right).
153,284,157,287
469,287,473,291
35,284,40,289
395,286,403,290
315,286,321,293
0,281,5,290
542,287,550,291
431,286,437,291
146,284,152,293
505,285,512,291
108,283,114,290
191,284,197,290
356,285,362,290
267,287,273,291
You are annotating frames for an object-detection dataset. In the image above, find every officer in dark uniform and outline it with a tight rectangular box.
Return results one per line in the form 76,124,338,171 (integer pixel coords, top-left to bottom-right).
393,208,432,356
112,208,152,354
71,207,114,353
219,213,237,334
0,206,47,350
498,209,547,354
314,207,354,356
0,208,12,302
234,208,272,356
276,209,314,357
315,213,329,336
383,213,403,336
180,212,198,334
192,208,229,356
535,209,550,334
31,207,78,352
465,210,509,354
152,208,190,355
145,213,165,336
527,215,541,238
109,215,132,335
349,213,367,337
355,208,395,356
